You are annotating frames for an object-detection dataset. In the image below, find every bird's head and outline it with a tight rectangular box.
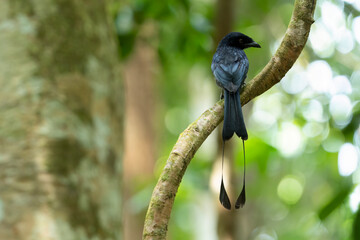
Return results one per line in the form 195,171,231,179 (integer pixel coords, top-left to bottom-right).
219,32,261,50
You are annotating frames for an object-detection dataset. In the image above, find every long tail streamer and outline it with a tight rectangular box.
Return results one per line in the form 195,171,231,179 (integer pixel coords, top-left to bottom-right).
235,139,246,209
219,140,231,210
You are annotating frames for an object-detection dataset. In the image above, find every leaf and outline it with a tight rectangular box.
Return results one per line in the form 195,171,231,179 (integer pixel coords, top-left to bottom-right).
318,185,352,221
353,206,360,240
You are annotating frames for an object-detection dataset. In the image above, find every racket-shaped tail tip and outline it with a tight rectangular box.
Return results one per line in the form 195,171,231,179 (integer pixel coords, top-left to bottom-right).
235,185,246,209
219,179,231,210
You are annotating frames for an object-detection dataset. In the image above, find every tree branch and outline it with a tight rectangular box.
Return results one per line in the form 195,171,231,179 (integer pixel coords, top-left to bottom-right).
143,0,316,238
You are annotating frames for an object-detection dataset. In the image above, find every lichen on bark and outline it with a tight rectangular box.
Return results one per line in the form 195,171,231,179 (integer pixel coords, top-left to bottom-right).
0,0,124,239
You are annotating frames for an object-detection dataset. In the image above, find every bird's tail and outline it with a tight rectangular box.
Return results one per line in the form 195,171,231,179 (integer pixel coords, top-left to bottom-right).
222,89,248,141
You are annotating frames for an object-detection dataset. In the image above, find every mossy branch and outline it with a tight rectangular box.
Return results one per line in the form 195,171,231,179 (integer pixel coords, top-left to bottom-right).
143,0,316,238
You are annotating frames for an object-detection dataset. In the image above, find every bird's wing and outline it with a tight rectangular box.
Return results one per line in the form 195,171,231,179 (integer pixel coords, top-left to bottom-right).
212,58,249,93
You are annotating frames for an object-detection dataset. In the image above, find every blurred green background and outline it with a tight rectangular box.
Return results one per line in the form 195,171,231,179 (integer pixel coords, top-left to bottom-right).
118,0,360,239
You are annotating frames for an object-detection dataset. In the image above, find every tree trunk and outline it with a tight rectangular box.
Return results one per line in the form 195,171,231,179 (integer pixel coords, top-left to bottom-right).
213,0,239,239
123,23,158,240
0,1,123,239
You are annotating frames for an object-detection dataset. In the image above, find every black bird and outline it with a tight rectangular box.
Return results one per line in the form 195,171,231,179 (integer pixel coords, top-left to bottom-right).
211,32,260,210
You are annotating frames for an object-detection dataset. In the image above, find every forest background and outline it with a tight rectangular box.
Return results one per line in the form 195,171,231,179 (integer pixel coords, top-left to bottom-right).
0,0,360,239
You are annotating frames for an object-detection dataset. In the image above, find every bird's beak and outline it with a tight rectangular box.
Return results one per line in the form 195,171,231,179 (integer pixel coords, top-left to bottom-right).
248,41,261,48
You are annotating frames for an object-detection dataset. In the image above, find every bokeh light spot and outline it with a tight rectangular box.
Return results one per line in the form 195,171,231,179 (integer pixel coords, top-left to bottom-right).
349,185,360,213
115,7,133,34
307,61,332,93
322,129,345,153
354,1,360,11
251,110,277,131
254,233,276,240
335,28,354,54
354,127,360,149
165,108,189,135
353,17,360,44
309,21,335,58
321,2,345,32
251,227,278,240
277,175,304,205
275,122,305,157
338,143,359,176
302,122,323,138
281,65,308,94
329,94,352,126
330,75,352,95
302,99,324,122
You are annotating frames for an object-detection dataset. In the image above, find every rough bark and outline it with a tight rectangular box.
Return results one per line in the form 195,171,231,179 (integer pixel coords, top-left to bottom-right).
0,1,123,239
143,0,316,239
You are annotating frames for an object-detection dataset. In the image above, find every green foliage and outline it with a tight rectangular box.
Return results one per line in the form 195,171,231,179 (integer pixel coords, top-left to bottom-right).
319,181,353,220
354,206,360,240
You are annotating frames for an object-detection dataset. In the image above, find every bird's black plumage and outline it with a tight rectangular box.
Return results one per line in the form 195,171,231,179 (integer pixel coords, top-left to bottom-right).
211,32,260,210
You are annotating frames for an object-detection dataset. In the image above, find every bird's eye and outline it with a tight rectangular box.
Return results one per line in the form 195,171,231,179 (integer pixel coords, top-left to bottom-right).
239,39,243,43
